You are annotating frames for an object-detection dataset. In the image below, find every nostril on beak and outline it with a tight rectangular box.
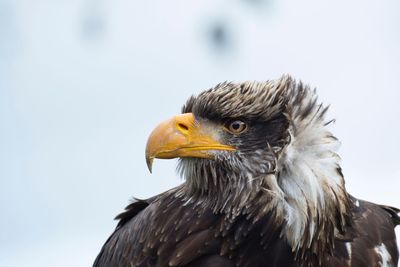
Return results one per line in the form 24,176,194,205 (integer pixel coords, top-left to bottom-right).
177,123,189,133
174,113,194,134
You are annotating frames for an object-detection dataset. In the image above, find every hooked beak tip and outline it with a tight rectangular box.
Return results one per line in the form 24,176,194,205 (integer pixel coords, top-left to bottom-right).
146,156,154,173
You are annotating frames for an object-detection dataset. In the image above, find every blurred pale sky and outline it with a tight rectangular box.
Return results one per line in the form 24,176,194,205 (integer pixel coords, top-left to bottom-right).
0,0,399,266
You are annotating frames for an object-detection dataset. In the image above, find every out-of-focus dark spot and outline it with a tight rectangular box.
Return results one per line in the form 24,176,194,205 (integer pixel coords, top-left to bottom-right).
81,14,106,41
206,21,234,54
0,2,21,59
211,24,226,47
241,0,270,7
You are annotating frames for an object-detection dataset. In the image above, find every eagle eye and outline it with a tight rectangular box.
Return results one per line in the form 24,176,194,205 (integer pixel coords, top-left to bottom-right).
225,119,248,134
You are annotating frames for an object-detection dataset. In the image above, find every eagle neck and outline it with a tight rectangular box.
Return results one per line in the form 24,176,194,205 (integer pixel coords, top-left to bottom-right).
176,158,266,217
274,90,353,260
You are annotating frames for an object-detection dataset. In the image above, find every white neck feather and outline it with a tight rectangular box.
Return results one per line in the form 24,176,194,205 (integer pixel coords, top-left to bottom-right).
273,90,349,252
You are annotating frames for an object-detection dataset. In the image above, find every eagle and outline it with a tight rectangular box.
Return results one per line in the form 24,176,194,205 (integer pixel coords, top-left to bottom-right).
94,75,399,267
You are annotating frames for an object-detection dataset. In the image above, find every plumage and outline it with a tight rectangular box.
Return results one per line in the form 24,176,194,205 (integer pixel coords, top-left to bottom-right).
94,75,399,267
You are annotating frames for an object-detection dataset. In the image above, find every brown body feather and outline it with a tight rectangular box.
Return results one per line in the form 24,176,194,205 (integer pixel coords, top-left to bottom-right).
94,189,399,267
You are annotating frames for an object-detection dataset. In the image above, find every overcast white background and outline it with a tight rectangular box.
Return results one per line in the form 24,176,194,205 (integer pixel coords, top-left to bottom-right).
1,0,399,266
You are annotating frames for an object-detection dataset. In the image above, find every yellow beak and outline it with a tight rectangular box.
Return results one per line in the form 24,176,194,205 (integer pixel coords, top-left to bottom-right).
145,113,235,172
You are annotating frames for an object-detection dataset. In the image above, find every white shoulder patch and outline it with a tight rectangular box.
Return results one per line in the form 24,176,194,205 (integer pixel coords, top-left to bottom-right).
346,242,352,265
374,243,393,267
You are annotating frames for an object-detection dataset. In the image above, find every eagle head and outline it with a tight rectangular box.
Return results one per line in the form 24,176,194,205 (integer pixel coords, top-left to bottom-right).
145,75,351,252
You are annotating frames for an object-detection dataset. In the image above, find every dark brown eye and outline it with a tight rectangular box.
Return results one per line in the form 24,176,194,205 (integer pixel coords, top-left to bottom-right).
226,120,247,134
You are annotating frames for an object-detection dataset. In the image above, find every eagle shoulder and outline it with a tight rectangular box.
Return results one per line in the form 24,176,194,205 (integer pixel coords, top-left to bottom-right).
323,198,399,267
93,189,232,267
93,197,152,267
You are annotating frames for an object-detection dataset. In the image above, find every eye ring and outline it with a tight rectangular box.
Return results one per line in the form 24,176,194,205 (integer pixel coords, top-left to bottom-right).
225,119,248,134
